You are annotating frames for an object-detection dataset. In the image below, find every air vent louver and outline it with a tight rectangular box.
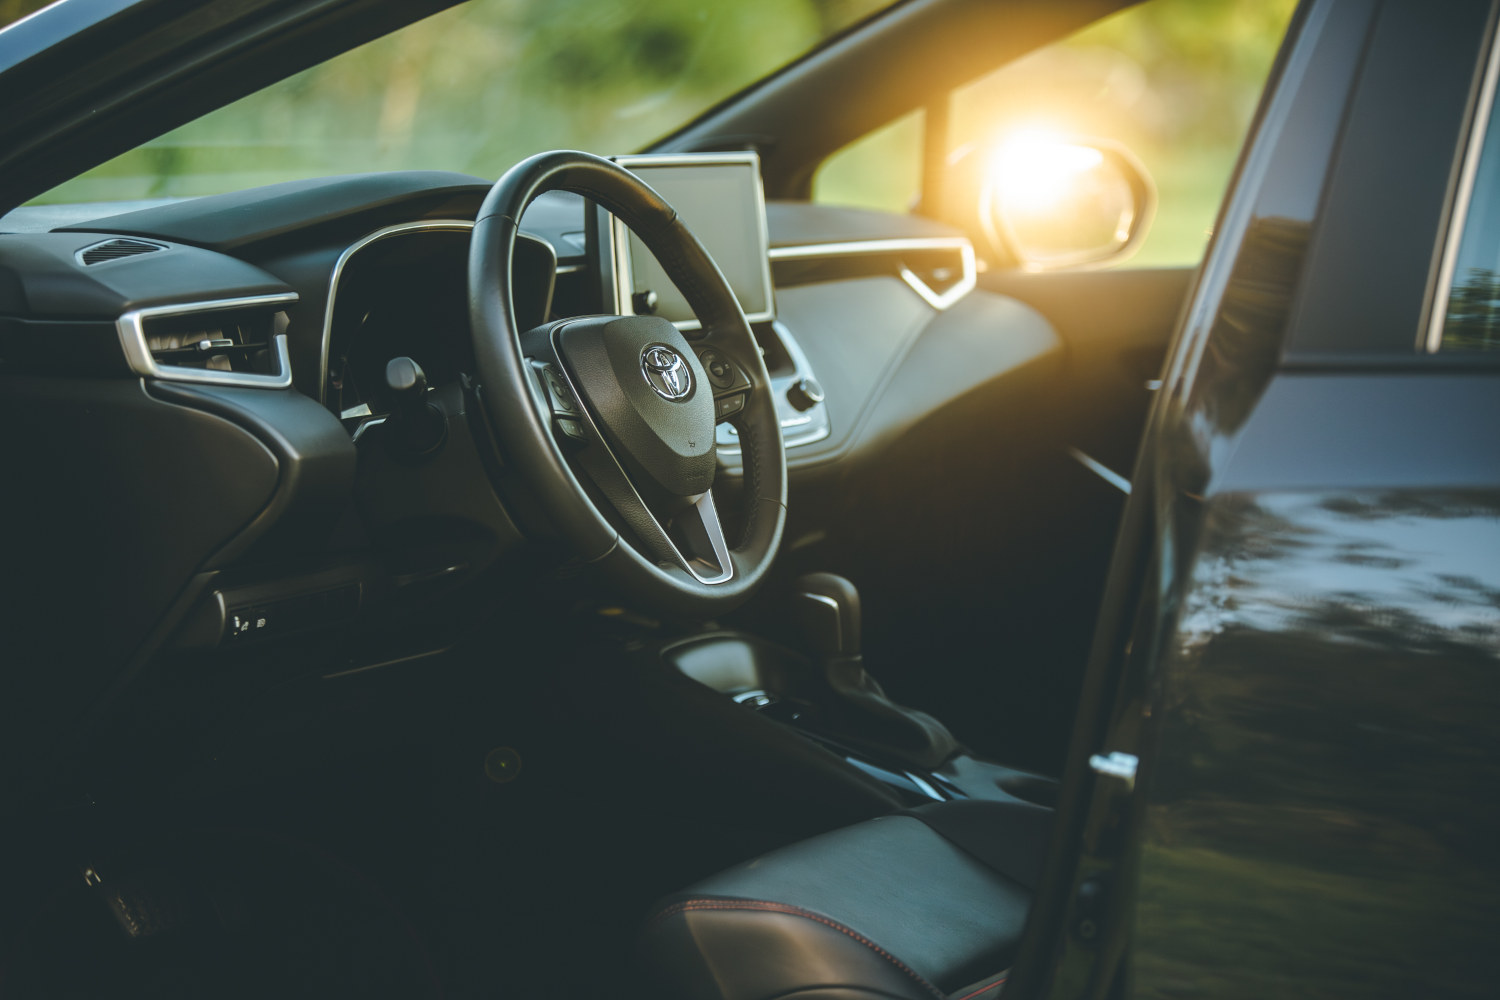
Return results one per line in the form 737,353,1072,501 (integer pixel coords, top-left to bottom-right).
143,307,279,376
79,238,166,265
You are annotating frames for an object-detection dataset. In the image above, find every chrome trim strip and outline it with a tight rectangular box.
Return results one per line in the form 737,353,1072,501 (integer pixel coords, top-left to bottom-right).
609,152,777,331
903,771,946,802
769,237,976,311
318,219,474,404
547,324,735,586
1068,447,1132,495
319,219,569,401
0,0,66,39
349,415,387,443
116,292,299,389
686,490,736,586
1425,21,1500,352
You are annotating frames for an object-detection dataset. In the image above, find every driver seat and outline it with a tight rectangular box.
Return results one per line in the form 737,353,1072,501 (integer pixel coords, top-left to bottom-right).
637,796,1052,1000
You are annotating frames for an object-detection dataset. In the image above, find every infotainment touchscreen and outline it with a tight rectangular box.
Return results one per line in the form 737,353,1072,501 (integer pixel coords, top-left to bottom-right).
610,152,775,329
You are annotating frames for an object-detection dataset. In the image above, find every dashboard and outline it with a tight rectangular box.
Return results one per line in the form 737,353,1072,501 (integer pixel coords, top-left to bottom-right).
0,161,1064,724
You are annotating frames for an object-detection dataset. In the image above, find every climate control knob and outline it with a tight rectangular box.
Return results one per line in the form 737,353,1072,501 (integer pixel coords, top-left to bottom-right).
786,376,825,412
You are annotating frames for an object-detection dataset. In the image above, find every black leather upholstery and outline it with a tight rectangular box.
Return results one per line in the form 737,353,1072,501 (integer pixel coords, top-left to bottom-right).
640,799,1045,1000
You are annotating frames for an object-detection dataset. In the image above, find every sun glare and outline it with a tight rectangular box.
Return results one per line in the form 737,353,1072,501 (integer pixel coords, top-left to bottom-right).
988,131,1105,214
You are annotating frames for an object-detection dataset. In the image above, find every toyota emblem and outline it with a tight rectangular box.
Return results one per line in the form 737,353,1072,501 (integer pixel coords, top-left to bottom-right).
641,345,692,401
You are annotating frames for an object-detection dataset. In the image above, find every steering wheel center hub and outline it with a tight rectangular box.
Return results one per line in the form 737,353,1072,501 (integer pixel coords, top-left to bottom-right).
556,315,717,498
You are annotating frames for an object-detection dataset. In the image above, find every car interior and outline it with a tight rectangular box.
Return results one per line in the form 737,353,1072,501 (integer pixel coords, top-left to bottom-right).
0,0,1290,996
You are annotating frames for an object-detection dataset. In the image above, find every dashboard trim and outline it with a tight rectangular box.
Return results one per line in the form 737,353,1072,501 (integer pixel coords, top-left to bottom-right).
117,292,299,389
768,237,977,311
318,218,476,405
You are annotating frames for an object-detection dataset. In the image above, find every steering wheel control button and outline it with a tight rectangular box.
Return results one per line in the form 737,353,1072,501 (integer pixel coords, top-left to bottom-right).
786,376,825,412
632,289,659,315
555,417,586,441
697,349,738,390
715,393,747,420
539,365,577,413
641,344,693,401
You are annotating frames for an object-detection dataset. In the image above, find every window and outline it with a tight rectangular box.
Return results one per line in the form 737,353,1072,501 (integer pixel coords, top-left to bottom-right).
812,0,1296,269
812,109,924,215
32,0,895,205
1436,71,1500,353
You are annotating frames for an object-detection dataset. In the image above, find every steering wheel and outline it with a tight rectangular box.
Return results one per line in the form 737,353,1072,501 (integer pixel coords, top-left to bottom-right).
468,150,787,616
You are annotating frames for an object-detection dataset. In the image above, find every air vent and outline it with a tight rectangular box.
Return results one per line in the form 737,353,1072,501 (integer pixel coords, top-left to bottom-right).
78,238,167,266
144,310,273,373
117,293,298,389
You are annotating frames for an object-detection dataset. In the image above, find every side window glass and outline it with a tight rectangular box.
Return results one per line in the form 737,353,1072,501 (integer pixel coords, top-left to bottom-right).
812,110,925,215
810,0,1294,269
1439,86,1500,352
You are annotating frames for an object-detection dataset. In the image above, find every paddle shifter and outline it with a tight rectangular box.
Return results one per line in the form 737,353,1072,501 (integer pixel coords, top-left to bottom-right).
792,573,959,770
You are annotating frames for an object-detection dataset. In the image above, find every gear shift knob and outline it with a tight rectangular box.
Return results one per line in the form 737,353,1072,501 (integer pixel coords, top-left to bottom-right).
793,572,862,658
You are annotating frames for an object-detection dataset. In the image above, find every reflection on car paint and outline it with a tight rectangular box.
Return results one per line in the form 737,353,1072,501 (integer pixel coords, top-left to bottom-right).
1136,491,1500,998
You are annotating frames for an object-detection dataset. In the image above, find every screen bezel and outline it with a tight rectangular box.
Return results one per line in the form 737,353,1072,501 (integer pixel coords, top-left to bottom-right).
608,151,776,331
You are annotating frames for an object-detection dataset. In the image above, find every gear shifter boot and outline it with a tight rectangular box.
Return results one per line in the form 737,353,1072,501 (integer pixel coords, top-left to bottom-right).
820,655,960,770
794,574,960,770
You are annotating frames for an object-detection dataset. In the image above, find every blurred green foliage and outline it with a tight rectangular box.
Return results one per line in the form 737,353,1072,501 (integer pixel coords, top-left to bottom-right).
25,0,1294,271
33,0,889,203
817,0,1297,267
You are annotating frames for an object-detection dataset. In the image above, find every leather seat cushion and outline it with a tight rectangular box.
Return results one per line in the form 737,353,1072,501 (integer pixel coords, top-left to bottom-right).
639,805,1038,1000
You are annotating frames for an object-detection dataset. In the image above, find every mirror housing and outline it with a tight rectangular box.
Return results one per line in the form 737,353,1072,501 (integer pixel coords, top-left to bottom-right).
978,135,1156,271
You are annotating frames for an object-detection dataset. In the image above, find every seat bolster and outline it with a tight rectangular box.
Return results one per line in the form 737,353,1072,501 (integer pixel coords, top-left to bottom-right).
640,895,946,1000
638,813,1034,999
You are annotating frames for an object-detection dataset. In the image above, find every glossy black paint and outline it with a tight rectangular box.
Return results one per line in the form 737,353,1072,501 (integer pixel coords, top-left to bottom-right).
1026,2,1500,997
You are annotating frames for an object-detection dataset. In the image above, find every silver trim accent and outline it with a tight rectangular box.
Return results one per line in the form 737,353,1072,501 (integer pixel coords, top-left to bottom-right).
319,219,474,404
768,237,977,312
350,415,387,444
1068,447,1131,495
116,293,298,389
903,771,946,802
547,325,735,586
609,152,777,332
0,0,67,39
319,219,571,403
1426,22,1500,352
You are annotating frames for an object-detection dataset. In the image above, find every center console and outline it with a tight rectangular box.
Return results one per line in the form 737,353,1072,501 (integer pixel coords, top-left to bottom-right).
660,572,1059,811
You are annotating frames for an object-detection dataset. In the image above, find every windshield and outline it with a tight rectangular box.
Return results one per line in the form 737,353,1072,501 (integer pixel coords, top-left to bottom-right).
30,0,893,205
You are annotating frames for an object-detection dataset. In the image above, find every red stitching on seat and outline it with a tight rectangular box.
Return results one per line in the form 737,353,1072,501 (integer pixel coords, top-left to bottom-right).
951,976,1008,1000
649,898,949,1000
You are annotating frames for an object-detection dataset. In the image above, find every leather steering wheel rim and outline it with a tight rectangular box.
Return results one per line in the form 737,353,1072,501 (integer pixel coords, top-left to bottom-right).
468,150,787,616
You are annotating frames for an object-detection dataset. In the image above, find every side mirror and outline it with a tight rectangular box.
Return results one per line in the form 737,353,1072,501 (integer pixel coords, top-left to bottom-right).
979,134,1156,271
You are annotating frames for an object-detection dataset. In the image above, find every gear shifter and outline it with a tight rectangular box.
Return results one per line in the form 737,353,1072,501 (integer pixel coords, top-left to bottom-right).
793,573,960,770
